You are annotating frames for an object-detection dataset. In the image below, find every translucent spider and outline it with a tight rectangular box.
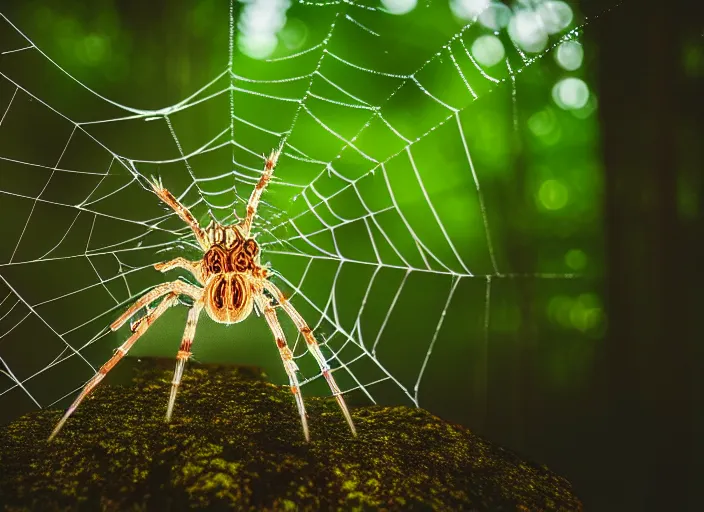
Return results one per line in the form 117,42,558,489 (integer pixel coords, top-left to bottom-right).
49,146,356,442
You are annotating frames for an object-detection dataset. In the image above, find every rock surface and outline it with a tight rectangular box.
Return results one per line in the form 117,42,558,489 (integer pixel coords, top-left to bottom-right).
0,358,582,511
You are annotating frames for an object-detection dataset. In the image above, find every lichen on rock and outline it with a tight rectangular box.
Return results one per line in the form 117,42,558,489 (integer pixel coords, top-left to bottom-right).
0,358,582,511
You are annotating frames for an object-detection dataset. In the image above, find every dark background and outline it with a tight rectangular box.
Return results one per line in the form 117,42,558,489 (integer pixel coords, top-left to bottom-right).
594,0,702,509
0,0,702,510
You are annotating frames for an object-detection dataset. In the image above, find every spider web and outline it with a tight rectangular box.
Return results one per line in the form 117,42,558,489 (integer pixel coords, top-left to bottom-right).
0,0,602,429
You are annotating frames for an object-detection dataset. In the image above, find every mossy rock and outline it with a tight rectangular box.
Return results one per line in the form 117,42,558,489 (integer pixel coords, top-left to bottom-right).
0,358,582,511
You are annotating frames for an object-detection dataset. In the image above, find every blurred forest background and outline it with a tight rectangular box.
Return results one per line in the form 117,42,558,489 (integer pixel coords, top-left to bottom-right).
0,0,701,510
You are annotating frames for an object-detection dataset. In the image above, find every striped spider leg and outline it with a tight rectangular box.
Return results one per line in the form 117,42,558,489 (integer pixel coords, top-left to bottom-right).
253,293,310,441
150,177,209,250
166,300,204,421
261,280,357,437
48,280,202,441
240,144,283,237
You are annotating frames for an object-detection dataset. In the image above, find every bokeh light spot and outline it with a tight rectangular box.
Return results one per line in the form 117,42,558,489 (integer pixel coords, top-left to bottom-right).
238,31,278,60
565,249,587,270
578,293,601,309
548,295,573,328
548,294,603,332
279,17,308,50
555,41,583,71
569,302,589,331
471,35,505,67
527,108,562,145
81,34,108,64
571,294,603,332
237,0,290,60
382,0,418,15
508,9,548,53
536,1,573,34
552,77,590,110
450,0,490,21
479,1,512,30
538,179,569,210
570,93,598,119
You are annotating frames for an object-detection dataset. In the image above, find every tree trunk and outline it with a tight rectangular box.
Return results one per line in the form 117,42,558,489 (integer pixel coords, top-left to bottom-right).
597,0,701,509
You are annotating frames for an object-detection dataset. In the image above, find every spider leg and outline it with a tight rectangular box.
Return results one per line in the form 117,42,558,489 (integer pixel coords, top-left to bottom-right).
110,280,202,332
155,257,205,285
254,294,310,442
262,281,357,436
165,301,203,422
150,178,209,250
240,144,282,237
49,293,179,441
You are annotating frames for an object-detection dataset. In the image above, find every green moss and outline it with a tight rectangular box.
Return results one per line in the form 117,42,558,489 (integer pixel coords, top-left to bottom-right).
0,358,582,511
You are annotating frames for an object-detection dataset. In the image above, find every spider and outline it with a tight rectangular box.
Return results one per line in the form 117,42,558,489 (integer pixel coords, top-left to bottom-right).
48,146,356,442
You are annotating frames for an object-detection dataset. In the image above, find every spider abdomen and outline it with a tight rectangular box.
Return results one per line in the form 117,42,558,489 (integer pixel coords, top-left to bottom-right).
203,273,254,324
